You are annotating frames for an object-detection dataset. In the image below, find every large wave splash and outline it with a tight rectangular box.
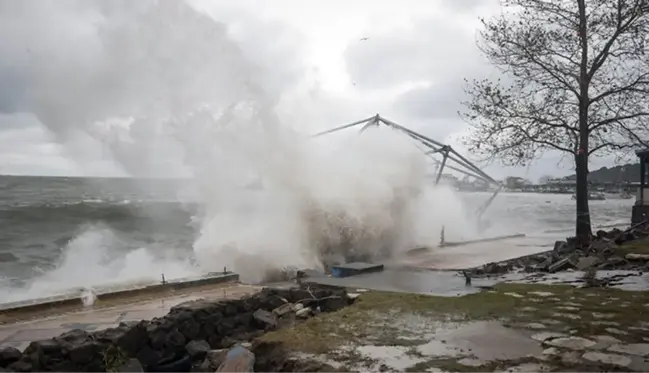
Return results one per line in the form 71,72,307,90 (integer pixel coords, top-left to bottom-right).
0,0,477,297
183,104,474,283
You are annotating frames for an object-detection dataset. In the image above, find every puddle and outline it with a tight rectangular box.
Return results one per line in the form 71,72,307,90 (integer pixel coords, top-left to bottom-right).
339,321,542,370
354,345,424,370
416,339,463,356
432,321,542,361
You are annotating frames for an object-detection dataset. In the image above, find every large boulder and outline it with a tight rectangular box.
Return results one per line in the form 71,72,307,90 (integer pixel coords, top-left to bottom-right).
0,347,21,368
216,346,255,372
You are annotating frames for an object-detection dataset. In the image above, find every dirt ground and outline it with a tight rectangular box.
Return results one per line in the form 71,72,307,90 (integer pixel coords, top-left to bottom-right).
258,282,649,372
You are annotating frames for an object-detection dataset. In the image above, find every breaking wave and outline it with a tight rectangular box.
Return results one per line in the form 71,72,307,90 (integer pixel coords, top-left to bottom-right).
0,0,479,300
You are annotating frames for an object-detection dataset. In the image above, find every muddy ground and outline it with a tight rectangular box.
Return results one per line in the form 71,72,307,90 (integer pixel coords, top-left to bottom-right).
257,282,649,372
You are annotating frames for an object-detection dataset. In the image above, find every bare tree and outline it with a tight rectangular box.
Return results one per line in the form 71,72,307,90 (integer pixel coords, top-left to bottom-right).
461,0,649,242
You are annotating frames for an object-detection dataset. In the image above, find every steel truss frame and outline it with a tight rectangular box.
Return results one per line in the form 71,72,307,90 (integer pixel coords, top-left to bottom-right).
313,114,502,218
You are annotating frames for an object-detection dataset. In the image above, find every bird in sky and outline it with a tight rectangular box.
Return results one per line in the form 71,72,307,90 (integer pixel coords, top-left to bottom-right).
360,37,369,41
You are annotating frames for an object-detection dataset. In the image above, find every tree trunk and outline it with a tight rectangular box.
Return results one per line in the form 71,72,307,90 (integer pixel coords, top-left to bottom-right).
574,151,592,242
575,0,592,243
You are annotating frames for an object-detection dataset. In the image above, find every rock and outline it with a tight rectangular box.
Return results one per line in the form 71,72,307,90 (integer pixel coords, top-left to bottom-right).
6,359,32,372
216,346,255,372
553,240,573,254
177,317,202,341
319,296,348,312
219,337,237,349
164,329,186,351
582,351,632,367
591,239,618,252
590,335,622,350
200,349,228,371
295,307,312,319
523,323,547,330
597,256,628,270
626,253,649,261
537,255,554,271
548,256,577,273
560,351,583,365
542,347,560,355
186,340,210,361
94,322,149,356
544,336,596,350
576,256,601,270
482,262,511,274
531,332,566,342
596,230,609,239
607,343,649,356
116,358,144,372
347,292,361,300
66,340,103,367
0,285,350,373
135,346,162,369
272,303,295,317
253,309,278,329
0,347,22,367
191,349,228,373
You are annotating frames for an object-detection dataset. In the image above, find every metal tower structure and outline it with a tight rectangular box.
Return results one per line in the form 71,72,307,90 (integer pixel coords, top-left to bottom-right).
313,114,502,218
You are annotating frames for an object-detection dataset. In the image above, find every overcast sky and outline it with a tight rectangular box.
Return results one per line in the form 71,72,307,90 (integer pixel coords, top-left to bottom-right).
0,0,629,181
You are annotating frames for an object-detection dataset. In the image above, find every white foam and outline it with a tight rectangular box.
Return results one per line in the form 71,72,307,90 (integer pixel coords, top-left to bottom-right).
0,226,197,302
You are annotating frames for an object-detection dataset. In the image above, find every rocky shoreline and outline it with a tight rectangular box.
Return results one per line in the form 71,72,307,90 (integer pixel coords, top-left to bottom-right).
0,286,354,372
467,221,649,278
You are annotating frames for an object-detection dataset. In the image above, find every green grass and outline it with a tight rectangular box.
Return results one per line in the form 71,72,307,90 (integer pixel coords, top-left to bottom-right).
619,237,649,256
259,283,649,371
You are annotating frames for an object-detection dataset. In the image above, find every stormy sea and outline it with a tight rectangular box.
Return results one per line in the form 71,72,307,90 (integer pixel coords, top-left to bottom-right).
0,0,635,304
0,174,633,303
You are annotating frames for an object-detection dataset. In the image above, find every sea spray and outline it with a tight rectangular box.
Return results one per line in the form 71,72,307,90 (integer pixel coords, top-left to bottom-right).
0,0,479,294
188,110,475,281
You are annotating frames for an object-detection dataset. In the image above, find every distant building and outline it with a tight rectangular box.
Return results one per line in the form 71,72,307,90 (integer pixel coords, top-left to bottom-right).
546,178,575,185
505,176,528,189
426,173,459,186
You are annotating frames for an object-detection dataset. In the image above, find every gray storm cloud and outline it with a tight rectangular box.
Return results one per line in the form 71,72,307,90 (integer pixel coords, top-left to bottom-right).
0,0,267,176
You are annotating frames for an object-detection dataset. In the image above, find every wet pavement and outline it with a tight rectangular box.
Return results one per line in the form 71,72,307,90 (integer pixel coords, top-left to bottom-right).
394,235,552,270
305,265,649,299
0,284,260,352
306,269,498,296
0,272,238,312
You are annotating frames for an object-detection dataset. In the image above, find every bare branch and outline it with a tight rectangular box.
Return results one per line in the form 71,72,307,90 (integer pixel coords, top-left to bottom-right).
462,0,649,163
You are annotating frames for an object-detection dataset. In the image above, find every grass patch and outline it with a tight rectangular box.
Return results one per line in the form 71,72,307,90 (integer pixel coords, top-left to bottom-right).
618,237,649,256
260,283,649,371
